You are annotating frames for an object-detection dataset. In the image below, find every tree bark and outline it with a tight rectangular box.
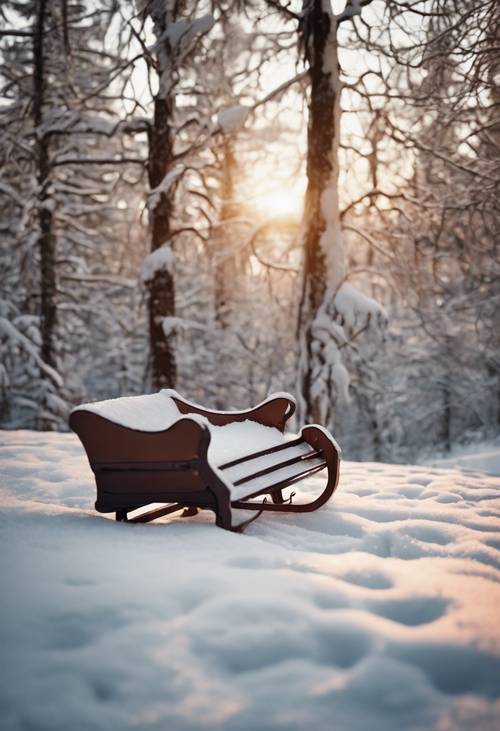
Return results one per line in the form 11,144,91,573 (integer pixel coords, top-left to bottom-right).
214,138,237,331
298,1,344,424
213,138,239,408
146,15,177,391
33,0,57,371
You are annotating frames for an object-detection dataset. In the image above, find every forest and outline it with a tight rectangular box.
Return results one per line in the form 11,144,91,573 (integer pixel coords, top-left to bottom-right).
1,0,499,463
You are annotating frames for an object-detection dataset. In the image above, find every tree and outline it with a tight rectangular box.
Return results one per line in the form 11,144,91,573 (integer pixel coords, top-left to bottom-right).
135,2,214,390
0,0,145,427
333,0,500,457
296,0,385,425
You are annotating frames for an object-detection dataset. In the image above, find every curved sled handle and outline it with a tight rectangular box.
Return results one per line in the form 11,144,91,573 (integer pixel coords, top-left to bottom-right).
169,391,296,432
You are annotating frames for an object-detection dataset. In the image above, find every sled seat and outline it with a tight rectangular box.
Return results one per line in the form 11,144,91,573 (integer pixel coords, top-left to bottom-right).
219,436,328,500
69,389,341,532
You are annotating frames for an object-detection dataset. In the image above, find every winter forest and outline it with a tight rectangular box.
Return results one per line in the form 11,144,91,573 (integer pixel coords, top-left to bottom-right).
1,0,499,462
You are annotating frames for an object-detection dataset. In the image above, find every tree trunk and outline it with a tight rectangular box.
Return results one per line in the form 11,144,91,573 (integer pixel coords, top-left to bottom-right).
146,18,177,391
214,139,238,329
440,380,452,453
213,139,238,407
33,0,57,371
298,2,345,424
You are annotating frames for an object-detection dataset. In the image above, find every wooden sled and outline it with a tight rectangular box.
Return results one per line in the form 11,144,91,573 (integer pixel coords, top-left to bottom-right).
69,390,341,532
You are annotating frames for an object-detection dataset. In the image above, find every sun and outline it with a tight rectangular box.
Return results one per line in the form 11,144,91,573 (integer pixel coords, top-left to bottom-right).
251,185,305,221
265,190,303,219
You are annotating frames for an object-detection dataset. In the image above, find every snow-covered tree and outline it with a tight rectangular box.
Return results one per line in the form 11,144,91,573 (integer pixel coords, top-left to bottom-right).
133,2,215,390
295,0,386,425
0,0,146,427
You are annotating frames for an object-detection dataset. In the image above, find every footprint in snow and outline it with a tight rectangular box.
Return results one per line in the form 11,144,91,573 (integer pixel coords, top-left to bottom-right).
45,608,126,651
340,568,393,590
368,595,449,627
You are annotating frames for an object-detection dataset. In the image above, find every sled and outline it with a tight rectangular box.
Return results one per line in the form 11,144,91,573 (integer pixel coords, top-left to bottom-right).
69,389,341,532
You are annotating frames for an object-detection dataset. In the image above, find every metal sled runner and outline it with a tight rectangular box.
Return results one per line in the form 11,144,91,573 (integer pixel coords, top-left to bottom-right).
69,390,341,532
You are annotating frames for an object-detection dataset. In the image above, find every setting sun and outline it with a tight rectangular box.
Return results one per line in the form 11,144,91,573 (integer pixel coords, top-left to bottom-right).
249,182,305,221
264,189,303,218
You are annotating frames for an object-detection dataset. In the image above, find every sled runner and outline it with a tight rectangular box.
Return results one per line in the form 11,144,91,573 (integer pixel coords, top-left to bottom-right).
69,390,341,532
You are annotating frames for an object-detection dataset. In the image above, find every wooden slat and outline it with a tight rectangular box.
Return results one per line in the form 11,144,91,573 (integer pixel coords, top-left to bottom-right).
96,459,195,472
232,448,322,487
230,456,327,501
218,435,305,470
126,503,185,523
221,440,314,484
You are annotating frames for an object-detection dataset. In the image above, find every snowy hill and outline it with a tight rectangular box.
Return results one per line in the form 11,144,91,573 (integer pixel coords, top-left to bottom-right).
1,430,499,731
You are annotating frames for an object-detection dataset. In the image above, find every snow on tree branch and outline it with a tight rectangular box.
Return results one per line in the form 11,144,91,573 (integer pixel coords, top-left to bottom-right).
334,282,388,330
217,105,250,134
142,245,175,283
147,165,185,210
0,316,63,388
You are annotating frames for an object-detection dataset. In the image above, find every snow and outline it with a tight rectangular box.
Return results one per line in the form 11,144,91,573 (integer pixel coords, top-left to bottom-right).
146,14,214,55
141,245,175,283
337,0,362,20
1,429,499,731
319,14,345,290
162,15,214,51
425,439,500,477
217,105,250,134
161,316,205,337
307,280,388,410
146,13,214,95
72,391,183,432
0,315,63,387
334,282,388,329
207,420,287,469
310,283,385,366
147,165,185,211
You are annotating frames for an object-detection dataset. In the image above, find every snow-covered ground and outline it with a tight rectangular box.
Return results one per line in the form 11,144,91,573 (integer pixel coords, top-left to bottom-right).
424,439,500,477
1,430,499,731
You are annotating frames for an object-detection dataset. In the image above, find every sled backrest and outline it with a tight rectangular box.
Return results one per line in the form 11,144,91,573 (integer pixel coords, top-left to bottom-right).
69,409,209,466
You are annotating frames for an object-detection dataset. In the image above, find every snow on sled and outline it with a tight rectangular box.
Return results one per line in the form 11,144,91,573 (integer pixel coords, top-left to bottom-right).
69,390,341,532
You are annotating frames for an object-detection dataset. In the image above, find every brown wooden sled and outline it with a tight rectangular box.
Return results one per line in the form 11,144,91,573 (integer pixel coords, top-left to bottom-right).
69,390,341,532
